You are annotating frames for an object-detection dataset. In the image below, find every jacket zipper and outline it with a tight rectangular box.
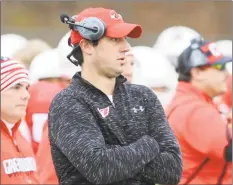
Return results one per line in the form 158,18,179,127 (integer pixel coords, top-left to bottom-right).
12,138,20,153
76,74,125,109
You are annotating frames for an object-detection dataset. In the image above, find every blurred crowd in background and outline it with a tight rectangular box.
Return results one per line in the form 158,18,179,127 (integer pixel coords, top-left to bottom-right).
1,1,232,184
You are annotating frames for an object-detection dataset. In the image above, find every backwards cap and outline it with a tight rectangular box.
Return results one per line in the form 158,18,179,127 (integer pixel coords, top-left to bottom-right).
70,7,142,45
177,39,232,74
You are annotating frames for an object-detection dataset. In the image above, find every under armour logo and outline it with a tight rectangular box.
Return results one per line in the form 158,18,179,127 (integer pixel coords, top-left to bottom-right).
132,106,144,113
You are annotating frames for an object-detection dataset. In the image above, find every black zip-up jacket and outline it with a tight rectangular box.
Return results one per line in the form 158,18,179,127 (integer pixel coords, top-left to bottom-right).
48,72,182,185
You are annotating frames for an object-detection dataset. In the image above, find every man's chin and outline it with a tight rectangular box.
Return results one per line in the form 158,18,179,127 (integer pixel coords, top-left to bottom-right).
105,69,123,78
117,68,124,75
16,112,26,120
112,71,123,78
116,72,123,78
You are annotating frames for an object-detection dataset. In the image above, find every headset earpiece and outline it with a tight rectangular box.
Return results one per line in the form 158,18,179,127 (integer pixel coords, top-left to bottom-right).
61,13,107,67
73,17,106,41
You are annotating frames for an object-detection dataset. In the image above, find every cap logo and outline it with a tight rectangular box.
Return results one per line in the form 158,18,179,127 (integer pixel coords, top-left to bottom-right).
201,42,222,57
201,42,224,64
208,43,222,57
110,10,122,20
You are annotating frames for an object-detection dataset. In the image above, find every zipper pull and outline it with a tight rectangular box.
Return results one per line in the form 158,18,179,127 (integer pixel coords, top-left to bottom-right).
13,140,20,152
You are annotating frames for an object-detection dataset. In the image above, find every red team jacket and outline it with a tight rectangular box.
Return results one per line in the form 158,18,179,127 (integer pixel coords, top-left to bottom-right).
166,82,232,184
1,120,39,184
36,121,58,184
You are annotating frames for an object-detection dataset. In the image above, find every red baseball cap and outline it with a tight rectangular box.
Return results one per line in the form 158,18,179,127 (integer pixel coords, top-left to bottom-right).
70,7,142,45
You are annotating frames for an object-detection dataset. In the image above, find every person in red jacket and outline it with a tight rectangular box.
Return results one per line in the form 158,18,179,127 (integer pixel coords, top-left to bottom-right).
221,76,232,129
1,57,39,184
122,50,134,83
36,121,59,184
25,49,67,154
166,38,232,184
222,76,232,109
214,75,232,127
25,81,64,154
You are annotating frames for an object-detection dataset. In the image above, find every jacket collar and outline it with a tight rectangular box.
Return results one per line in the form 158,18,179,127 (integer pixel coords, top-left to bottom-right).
1,119,21,137
72,72,127,92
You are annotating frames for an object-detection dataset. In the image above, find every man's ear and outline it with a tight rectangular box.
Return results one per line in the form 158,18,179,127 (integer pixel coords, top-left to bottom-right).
79,39,92,55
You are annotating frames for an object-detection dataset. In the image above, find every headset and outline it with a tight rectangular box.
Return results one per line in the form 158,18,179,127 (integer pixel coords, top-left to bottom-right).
60,13,106,66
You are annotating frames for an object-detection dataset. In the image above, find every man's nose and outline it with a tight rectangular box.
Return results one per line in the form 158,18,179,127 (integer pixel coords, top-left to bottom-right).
21,89,30,101
121,38,131,53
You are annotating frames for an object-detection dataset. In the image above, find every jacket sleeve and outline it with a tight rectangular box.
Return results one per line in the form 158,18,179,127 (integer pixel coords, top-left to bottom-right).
48,96,160,185
141,87,183,185
183,104,232,160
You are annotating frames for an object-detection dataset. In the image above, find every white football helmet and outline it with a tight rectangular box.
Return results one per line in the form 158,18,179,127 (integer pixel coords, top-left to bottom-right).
153,26,202,68
131,46,178,107
57,31,81,79
1,33,28,57
28,48,61,84
216,40,232,74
